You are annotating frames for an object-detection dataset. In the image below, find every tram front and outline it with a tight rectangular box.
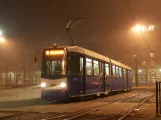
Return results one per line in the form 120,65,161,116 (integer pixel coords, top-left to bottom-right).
40,47,69,101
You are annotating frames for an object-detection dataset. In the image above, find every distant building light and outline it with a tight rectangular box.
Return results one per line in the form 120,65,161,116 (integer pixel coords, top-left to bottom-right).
138,69,142,73
150,52,155,57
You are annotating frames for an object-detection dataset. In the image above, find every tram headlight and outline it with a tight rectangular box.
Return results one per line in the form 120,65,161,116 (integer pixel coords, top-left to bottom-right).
60,82,66,88
41,82,46,88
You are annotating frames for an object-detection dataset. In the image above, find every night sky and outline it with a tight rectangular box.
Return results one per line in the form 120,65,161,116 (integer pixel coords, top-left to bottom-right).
0,0,160,69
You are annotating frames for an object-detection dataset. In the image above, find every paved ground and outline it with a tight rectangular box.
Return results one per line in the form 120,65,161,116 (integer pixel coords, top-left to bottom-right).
0,85,157,120
0,86,41,102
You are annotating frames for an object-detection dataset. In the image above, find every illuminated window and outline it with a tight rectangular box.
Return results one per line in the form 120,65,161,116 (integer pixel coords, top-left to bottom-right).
93,60,99,75
112,65,116,76
80,57,83,74
100,62,104,74
119,68,122,78
105,64,109,76
128,71,132,79
116,67,119,78
86,58,92,75
124,69,127,79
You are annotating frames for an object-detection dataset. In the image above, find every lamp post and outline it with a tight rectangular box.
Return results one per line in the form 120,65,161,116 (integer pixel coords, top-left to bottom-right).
133,55,138,87
131,24,154,52
131,24,155,85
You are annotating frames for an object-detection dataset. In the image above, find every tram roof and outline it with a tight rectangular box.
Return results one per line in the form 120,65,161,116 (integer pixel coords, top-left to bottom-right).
51,46,131,70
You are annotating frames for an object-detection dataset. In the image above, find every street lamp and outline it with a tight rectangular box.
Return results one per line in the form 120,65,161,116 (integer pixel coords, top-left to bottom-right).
131,24,155,85
0,31,2,36
0,30,6,44
159,69,161,72
0,37,5,43
131,24,154,84
133,54,138,87
132,24,154,33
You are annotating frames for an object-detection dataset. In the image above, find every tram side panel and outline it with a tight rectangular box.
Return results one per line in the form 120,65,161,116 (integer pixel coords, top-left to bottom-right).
111,77,124,90
104,62,111,91
123,78,128,90
111,65,124,91
111,64,116,90
128,70,132,89
105,76,111,91
99,62,105,92
85,57,100,94
123,69,128,90
119,77,124,90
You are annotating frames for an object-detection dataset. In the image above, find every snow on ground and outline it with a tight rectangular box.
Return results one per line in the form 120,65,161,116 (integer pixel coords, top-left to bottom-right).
0,86,41,102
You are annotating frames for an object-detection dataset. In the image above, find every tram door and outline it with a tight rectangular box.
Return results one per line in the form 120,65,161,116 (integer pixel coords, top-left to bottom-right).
80,56,86,95
67,53,81,96
100,62,105,92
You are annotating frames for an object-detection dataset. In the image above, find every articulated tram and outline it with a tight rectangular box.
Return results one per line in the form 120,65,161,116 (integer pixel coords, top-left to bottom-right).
40,46,132,101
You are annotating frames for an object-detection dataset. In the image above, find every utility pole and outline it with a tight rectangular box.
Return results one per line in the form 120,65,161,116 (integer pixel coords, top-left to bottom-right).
132,25,155,85
5,65,8,87
23,64,26,86
133,55,138,87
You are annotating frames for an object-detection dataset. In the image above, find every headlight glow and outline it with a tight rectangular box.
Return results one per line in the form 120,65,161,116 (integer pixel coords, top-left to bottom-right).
60,82,66,88
41,82,46,88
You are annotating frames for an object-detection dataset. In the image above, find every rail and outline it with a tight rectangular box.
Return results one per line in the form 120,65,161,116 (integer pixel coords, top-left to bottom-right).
45,93,142,120
118,93,155,120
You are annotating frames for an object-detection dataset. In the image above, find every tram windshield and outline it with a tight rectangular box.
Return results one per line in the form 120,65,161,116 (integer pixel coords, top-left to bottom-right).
41,49,65,76
44,60,63,75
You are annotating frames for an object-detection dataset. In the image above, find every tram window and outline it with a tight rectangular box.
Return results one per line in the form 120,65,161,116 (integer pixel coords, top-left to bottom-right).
129,71,132,79
100,62,104,76
116,67,119,78
80,57,83,75
45,61,62,75
119,68,122,78
105,64,109,76
123,69,126,79
86,58,92,75
99,62,102,73
93,60,99,75
67,54,79,74
112,65,116,76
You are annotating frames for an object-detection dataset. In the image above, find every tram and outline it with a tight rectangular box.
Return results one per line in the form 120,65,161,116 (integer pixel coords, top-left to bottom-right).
39,45,132,101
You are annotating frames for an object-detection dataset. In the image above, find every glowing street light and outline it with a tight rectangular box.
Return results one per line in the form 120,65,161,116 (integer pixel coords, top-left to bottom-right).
0,31,2,36
132,24,155,33
131,24,154,52
0,37,5,43
159,69,161,72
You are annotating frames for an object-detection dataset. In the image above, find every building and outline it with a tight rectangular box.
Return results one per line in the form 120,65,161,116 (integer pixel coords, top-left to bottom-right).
133,65,161,85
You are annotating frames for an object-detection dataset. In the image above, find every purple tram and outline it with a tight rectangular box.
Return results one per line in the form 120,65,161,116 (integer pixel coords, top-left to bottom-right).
40,46,132,101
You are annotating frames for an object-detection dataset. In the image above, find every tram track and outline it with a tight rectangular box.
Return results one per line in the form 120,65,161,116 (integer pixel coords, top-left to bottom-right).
0,93,142,120
0,90,154,120
43,92,143,120
46,92,154,120
0,111,25,119
117,92,155,120
100,92,155,120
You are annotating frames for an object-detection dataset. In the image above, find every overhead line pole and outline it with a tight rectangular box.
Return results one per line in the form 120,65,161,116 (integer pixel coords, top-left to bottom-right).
65,18,83,46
